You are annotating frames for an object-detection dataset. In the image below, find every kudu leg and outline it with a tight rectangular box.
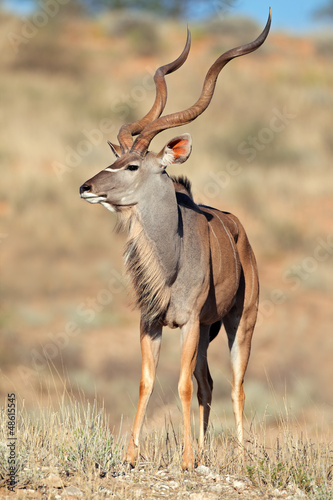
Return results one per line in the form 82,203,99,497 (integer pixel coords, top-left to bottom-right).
178,319,200,470
223,303,257,444
125,320,162,467
194,325,213,458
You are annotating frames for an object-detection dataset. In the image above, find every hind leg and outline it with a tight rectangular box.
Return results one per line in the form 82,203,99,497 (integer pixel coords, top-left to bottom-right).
194,325,213,453
223,272,259,443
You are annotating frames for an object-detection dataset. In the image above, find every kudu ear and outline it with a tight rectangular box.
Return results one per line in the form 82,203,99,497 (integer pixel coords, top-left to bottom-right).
107,140,122,158
158,133,192,167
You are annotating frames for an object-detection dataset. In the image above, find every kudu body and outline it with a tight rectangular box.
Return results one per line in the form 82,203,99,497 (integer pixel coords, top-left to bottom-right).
80,11,271,470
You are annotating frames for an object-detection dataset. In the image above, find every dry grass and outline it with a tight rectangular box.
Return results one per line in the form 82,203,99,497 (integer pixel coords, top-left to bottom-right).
0,390,332,499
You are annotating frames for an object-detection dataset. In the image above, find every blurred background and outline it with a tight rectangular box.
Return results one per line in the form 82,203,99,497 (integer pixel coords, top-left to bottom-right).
0,0,332,441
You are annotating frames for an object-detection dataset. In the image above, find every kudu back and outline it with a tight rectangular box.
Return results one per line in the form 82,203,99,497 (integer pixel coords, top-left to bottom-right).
80,10,271,470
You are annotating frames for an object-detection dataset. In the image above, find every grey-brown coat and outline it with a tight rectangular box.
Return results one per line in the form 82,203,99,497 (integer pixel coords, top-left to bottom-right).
80,10,271,470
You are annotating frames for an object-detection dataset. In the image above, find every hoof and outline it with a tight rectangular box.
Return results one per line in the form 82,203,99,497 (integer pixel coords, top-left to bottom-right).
123,460,135,470
124,439,138,468
182,452,194,471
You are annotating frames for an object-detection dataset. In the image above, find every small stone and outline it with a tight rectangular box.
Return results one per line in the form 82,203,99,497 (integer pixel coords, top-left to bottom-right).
41,466,52,473
115,474,126,481
272,488,288,497
156,469,168,476
133,489,143,498
209,484,223,493
62,486,83,497
45,473,62,489
233,479,246,491
98,486,113,495
286,487,307,499
195,465,211,475
190,493,218,500
295,488,307,498
20,490,37,497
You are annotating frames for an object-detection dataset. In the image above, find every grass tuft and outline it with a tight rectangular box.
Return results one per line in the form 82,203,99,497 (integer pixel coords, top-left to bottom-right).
0,394,332,497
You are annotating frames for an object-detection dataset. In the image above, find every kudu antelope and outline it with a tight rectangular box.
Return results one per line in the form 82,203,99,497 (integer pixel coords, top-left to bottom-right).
80,10,271,470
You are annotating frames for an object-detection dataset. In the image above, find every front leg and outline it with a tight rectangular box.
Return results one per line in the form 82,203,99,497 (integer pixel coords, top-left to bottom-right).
125,319,162,467
178,318,200,470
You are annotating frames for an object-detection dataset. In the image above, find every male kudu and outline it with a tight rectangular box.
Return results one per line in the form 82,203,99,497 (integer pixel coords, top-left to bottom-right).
80,10,271,470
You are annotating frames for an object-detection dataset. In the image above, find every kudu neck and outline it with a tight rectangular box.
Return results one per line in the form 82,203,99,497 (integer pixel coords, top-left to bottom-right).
123,172,181,326
136,172,181,284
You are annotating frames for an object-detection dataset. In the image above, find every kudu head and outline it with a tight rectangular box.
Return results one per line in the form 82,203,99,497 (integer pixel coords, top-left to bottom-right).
80,10,271,212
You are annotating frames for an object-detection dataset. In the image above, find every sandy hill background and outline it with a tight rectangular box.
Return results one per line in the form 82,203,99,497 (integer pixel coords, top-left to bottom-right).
0,7,332,483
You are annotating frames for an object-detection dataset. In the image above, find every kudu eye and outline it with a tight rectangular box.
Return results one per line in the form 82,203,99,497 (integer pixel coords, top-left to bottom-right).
126,164,139,172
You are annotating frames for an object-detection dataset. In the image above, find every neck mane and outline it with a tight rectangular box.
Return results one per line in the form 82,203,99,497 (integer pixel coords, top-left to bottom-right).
118,207,171,327
116,175,191,326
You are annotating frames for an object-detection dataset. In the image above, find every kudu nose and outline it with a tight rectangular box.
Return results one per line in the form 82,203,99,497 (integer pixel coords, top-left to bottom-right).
80,183,91,195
